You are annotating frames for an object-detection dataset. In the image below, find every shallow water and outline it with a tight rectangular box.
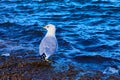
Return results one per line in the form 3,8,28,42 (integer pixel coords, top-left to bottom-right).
0,0,120,76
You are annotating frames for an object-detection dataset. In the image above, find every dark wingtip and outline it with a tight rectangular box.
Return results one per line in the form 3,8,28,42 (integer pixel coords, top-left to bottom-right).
40,53,46,61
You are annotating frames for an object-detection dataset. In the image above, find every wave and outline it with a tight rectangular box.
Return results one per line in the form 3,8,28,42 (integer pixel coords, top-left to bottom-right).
0,22,21,27
0,0,119,3
92,0,120,2
72,55,120,63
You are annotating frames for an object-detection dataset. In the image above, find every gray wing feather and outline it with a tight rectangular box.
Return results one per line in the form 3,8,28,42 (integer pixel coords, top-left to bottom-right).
39,36,58,56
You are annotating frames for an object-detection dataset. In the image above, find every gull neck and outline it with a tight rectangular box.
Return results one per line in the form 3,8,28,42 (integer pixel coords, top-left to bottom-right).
45,30,56,37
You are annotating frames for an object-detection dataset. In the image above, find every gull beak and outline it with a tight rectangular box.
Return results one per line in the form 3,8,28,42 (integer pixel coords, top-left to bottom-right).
43,26,46,29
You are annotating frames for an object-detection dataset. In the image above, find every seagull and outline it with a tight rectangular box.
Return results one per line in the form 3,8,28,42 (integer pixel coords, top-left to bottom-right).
39,24,58,61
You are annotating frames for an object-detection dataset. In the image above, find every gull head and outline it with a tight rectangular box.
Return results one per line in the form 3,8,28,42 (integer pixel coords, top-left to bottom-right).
43,24,56,36
43,24,56,32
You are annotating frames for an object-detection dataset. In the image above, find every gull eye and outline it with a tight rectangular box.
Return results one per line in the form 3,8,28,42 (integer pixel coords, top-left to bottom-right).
46,26,49,28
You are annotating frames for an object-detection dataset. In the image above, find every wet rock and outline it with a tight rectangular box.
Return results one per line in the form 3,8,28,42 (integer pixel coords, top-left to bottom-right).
79,71,104,80
0,55,51,79
108,75,120,80
0,55,120,79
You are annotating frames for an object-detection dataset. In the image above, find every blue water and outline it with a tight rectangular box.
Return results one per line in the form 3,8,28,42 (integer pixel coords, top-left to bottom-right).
0,0,120,75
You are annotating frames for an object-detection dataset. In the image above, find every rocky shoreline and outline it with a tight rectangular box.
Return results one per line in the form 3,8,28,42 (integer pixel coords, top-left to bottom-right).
0,55,120,80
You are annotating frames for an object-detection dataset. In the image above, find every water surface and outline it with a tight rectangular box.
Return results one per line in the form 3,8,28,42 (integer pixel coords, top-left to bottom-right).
0,0,120,77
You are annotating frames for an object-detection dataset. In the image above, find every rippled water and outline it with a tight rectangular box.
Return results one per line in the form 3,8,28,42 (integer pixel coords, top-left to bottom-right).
0,0,120,75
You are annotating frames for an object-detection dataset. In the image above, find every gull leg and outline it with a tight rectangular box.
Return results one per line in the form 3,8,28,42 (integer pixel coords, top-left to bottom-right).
45,59,52,63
